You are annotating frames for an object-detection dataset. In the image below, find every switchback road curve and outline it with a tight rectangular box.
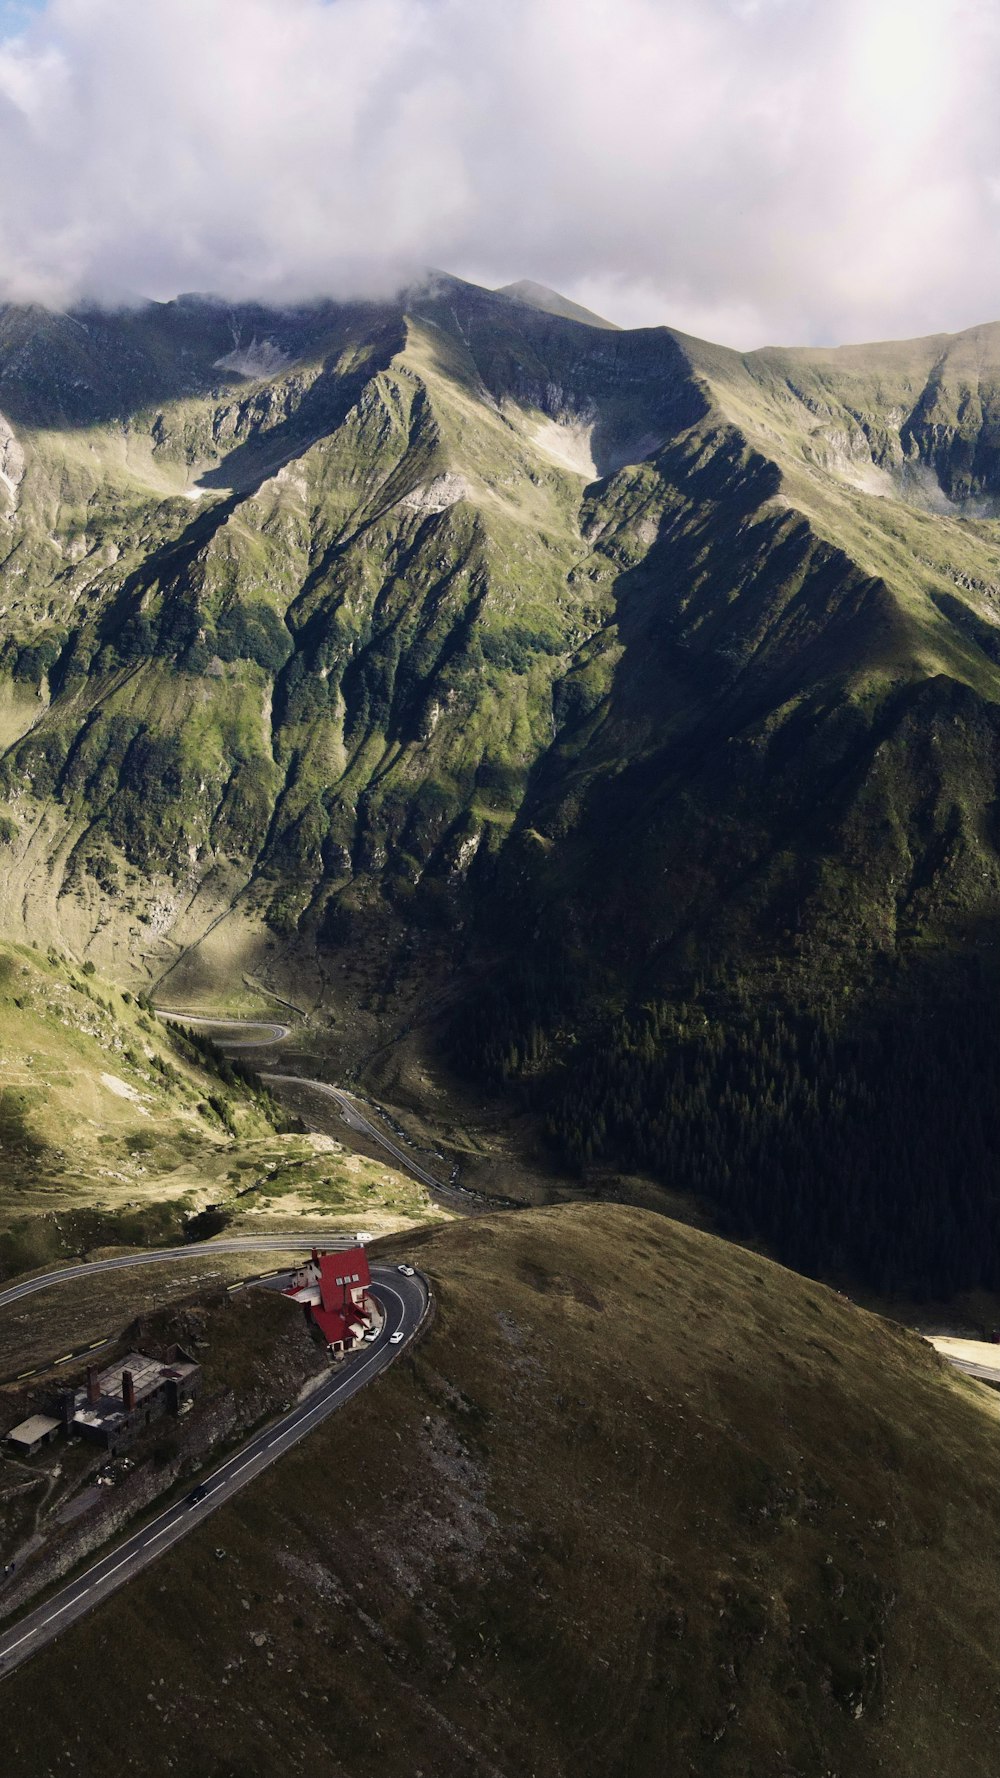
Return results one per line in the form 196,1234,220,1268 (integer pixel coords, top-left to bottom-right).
264,1072,474,1201
156,1011,292,1048
156,1010,495,1213
0,1254,428,1680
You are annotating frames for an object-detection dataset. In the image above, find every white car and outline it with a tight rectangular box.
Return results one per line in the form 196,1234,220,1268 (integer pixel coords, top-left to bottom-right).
389,1330,405,1344
396,1263,415,1276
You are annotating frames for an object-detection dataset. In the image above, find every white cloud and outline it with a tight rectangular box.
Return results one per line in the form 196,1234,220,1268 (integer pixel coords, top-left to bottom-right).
0,0,995,345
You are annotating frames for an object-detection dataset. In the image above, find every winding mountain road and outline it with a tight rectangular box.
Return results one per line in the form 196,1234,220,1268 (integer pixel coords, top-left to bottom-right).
264,1072,457,1196
0,1235,361,1315
0,1008,461,1679
157,1009,491,1211
155,1011,292,1047
0,1257,428,1679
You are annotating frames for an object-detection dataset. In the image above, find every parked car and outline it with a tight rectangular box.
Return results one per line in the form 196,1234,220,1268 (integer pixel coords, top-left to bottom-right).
396,1263,415,1276
389,1330,405,1344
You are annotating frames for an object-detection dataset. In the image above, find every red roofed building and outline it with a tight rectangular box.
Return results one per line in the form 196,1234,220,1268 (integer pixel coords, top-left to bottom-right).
283,1246,375,1354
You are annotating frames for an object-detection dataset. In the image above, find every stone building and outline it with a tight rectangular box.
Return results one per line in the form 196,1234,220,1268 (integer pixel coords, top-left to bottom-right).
61,1347,201,1453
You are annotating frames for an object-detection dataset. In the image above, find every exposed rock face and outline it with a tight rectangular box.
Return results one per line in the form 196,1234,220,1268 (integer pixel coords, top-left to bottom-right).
712,319,1000,512
400,472,471,512
0,413,24,513
213,336,291,380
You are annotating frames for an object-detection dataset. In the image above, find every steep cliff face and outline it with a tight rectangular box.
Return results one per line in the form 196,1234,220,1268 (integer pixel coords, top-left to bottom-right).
689,320,1000,513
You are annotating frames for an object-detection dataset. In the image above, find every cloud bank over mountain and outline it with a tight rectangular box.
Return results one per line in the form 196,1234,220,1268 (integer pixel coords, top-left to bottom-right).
0,0,996,346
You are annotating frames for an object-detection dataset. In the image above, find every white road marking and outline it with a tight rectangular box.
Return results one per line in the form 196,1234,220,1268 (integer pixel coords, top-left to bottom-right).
144,1521,181,1547
0,1263,425,1675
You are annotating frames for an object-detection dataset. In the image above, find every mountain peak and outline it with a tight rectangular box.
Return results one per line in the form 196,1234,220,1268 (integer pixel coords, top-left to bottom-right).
496,279,619,330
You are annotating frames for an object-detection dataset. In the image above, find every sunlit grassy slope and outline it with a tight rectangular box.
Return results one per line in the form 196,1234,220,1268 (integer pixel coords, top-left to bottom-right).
5,1203,1000,1778
0,941,442,1276
679,321,1000,666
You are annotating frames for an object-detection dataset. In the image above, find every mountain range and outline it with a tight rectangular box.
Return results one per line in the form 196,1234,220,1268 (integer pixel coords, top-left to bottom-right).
6,273,1000,1778
4,274,1000,1288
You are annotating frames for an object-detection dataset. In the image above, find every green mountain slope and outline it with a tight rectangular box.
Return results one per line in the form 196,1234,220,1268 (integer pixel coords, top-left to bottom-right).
487,317,1000,980
4,1205,1000,1778
6,282,1000,989
6,281,1000,1286
0,943,435,1275
0,278,700,982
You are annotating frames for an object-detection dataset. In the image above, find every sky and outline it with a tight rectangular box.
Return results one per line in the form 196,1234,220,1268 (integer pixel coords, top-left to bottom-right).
0,0,996,347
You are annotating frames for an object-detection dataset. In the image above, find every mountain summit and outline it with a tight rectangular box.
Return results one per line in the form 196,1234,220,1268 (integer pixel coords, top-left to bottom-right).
496,279,620,329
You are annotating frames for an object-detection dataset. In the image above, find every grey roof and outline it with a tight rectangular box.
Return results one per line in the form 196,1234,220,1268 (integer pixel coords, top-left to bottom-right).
71,1349,200,1431
6,1414,60,1445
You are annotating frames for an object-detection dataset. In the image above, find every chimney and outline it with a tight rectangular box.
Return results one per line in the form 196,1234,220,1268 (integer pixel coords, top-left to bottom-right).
61,1388,75,1428
122,1370,136,1414
86,1366,100,1407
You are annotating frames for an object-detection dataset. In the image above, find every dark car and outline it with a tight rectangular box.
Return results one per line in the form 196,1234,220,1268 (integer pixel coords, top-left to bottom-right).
186,1483,209,1507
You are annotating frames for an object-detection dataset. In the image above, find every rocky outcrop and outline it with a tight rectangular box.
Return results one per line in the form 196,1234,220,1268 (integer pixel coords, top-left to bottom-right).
0,413,24,515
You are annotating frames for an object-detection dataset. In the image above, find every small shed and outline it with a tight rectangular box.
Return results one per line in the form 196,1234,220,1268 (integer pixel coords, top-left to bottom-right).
6,1414,61,1456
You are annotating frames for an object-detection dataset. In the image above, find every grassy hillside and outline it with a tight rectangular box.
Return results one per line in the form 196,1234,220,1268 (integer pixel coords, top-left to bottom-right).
3,1204,1000,1777
0,941,268,1211
0,941,443,1276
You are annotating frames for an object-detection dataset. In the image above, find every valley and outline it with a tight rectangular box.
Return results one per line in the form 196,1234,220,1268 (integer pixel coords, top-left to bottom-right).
4,275,1000,1775
3,0,1000,1763
0,945,446,1284
3,276,1000,1293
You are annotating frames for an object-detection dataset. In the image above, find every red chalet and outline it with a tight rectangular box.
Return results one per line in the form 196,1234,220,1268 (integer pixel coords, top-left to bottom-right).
283,1246,374,1354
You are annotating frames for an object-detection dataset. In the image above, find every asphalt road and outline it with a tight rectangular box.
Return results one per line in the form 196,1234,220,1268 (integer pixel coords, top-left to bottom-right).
0,1236,363,1315
263,1071,487,1211
0,1264,428,1679
0,1010,445,1680
927,1335,1000,1385
945,1357,1000,1383
266,1074,443,1188
153,1008,491,1212
156,1011,292,1047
